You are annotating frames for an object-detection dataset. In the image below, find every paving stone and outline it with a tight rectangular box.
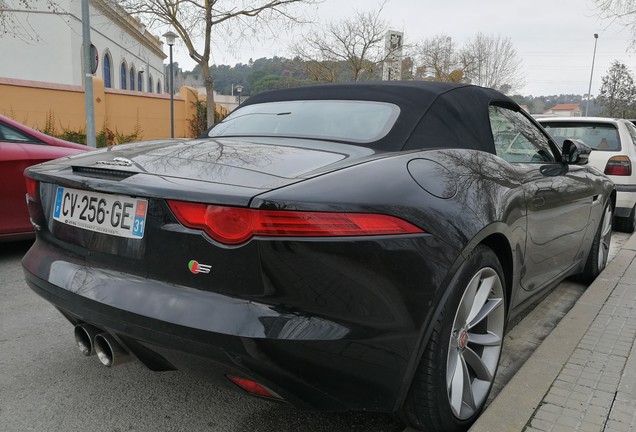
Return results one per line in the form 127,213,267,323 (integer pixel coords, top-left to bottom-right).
559,407,583,420
534,405,561,423
608,400,636,424
604,419,631,432
578,423,604,432
585,403,609,416
555,414,580,427
567,390,588,403
597,381,619,393
529,417,553,431
590,391,616,409
581,411,606,426
550,425,573,432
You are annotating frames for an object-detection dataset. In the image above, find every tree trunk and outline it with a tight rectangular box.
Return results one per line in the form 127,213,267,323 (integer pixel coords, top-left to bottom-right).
201,64,215,128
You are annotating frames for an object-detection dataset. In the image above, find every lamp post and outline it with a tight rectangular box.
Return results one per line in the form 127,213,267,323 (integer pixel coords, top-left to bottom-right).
236,84,244,107
163,31,178,138
81,0,96,147
585,33,599,116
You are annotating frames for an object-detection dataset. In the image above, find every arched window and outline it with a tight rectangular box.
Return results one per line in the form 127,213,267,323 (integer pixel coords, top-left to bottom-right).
129,66,135,91
157,80,161,94
148,75,153,93
120,62,127,90
137,71,143,92
103,53,112,88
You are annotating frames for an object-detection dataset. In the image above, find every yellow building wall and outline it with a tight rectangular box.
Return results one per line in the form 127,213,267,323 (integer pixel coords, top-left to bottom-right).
0,77,210,140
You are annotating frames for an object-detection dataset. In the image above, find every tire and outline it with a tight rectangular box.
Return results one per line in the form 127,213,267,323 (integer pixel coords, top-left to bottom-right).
615,204,635,233
402,245,506,432
577,201,613,284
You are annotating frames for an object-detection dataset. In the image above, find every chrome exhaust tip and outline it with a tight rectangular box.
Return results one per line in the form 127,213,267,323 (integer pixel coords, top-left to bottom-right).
74,324,101,356
94,333,131,367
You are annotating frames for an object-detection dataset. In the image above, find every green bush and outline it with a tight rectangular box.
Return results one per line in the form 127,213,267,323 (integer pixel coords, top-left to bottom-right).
29,111,143,147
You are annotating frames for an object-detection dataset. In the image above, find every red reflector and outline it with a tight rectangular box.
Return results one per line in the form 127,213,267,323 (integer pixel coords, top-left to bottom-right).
25,176,39,201
226,375,282,400
605,156,632,176
167,201,424,245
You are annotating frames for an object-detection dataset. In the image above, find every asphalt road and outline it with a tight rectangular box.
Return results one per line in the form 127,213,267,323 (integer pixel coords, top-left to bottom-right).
0,234,629,432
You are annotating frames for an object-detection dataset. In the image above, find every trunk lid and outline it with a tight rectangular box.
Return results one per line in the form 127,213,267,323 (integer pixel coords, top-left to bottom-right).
28,137,377,206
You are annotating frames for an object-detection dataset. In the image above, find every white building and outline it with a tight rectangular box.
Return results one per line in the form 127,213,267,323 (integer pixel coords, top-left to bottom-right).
0,0,166,93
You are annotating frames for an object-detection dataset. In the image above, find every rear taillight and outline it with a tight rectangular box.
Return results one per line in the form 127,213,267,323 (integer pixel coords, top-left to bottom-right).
167,201,424,245
25,176,39,202
605,156,632,176
226,375,282,400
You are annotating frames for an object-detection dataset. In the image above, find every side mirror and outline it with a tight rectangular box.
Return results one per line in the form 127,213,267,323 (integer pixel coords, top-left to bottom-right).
562,139,591,165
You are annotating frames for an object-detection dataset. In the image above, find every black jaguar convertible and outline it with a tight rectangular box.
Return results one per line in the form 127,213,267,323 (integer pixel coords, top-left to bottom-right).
22,82,614,431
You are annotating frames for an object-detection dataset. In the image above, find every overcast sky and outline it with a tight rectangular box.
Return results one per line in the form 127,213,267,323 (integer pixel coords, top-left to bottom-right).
168,0,636,96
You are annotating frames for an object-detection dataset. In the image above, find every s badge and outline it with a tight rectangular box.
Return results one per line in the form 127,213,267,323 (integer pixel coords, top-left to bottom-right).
188,260,211,274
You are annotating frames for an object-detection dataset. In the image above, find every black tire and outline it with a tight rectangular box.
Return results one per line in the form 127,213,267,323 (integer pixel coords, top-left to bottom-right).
577,201,613,284
402,245,506,432
615,204,635,233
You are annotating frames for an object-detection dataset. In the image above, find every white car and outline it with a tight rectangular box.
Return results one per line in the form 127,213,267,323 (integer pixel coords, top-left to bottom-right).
539,117,636,232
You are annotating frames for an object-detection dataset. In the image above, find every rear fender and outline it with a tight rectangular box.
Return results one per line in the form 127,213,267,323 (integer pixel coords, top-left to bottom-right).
392,224,516,412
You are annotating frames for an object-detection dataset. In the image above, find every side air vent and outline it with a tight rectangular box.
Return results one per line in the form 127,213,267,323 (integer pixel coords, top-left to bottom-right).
72,166,137,180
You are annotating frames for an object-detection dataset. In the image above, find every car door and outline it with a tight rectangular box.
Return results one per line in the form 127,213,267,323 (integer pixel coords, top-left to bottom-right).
490,106,593,291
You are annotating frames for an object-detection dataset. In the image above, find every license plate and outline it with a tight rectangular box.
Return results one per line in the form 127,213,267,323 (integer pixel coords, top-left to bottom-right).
52,186,148,239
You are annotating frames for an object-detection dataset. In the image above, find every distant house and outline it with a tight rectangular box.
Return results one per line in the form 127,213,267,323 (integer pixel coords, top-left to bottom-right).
543,104,583,117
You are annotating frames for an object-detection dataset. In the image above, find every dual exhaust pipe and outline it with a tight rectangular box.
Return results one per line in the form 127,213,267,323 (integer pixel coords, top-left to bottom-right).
74,324,131,367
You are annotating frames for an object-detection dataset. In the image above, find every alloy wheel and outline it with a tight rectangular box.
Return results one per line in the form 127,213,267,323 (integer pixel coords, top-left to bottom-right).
446,267,505,420
597,203,613,272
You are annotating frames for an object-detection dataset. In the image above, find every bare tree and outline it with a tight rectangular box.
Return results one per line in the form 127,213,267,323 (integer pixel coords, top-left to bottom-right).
414,34,471,82
1,0,60,41
292,3,392,82
462,33,524,93
117,0,320,128
594,0,636,48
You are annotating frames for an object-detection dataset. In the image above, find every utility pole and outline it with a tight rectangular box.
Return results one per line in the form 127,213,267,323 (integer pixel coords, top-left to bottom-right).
81,0,96,147
585,33,599,117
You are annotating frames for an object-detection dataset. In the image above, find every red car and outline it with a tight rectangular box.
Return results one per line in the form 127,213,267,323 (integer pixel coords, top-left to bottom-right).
0,114,87,241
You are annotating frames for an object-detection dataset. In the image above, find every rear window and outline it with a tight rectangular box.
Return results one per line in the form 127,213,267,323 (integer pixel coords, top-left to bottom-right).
540,122,621,151
208,100,400,144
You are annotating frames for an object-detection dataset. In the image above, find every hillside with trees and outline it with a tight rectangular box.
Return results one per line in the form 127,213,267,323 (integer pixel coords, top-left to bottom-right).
182,56,602,115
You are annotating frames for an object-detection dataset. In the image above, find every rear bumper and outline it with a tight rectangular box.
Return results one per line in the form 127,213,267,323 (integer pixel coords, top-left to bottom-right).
21,236,452,413
615,187,636,216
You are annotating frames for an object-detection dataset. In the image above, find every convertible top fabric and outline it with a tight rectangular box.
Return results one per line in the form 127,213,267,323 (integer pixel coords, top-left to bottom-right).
241,81,520,152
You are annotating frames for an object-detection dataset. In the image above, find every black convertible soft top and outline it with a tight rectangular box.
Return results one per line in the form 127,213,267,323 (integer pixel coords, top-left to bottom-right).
240,81,520,152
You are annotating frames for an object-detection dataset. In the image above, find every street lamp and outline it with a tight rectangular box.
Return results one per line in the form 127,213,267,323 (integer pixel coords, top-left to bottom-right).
585,33,599,116
163,30,178,138
236,84,244,106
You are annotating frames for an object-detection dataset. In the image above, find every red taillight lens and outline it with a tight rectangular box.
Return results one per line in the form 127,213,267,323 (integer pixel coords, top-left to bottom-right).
167,201,424,245
226,375,282,400
25,176,39,201
605,156,632,176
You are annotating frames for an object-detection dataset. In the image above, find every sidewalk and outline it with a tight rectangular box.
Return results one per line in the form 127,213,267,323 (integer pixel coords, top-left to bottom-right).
470,233,636,432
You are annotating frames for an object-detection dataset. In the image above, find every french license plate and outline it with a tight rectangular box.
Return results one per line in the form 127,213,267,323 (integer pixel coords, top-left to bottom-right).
52,186,148,239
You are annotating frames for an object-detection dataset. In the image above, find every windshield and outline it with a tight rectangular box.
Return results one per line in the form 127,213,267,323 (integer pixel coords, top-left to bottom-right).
208,100,400,144
541,122,621,151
